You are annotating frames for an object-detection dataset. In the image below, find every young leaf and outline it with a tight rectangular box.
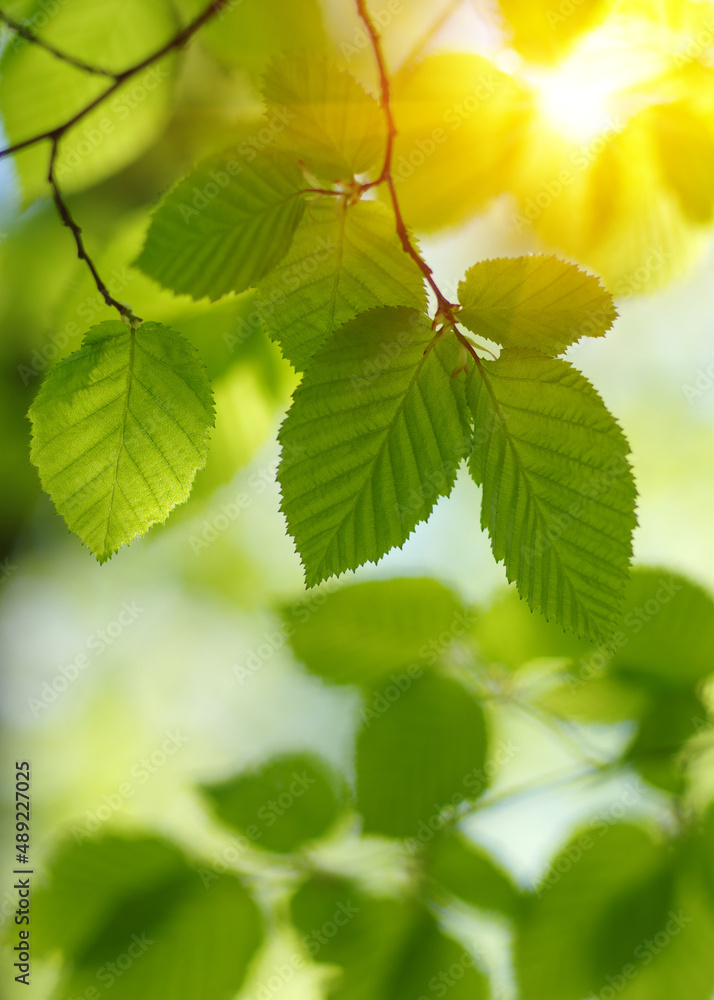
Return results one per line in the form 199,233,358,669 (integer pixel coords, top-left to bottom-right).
356,671,487,839
457,256,617,355
199,754,346,854
262,53,384,181
29,321,214,562
279,307,471,587
467,348,636,639
285,577,467,687
135,151,306,301
256,198,426,371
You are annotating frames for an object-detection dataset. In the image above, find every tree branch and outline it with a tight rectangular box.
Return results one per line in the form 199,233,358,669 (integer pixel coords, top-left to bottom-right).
355,0,455,318
0,0,230,324
0,10,116,77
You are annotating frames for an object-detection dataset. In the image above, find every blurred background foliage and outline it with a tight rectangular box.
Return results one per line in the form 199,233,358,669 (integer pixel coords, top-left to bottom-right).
1,0,714,998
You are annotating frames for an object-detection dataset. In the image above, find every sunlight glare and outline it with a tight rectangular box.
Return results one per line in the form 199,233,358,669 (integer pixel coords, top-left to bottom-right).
529,27,667,143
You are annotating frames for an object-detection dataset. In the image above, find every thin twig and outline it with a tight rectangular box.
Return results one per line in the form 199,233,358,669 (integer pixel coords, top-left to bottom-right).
0,0,229,323
0,0,229,162
0,10,116,76
47,138,141,325
355,0,455,317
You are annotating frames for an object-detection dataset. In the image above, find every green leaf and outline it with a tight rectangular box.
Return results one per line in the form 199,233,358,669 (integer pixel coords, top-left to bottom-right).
356,671,487,839
427,831,521,917
135,152,306,301
285,577,468,687
176,0,326,78
262,53,384,181
29,321,214,562
517,822,714,1000
279,308,472,586
625,688,704,792
386,913,489,1000
611,569,714,688
200,754,345,854
290,876,415,1000
0,0,177,204
32,834,262,1000
31,836,188,959
256,199,426,371
515,824,669,1000
467,348,636,639
457,256,617,355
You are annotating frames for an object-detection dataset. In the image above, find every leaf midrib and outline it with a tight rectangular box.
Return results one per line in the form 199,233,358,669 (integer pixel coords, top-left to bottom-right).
99,327,135,556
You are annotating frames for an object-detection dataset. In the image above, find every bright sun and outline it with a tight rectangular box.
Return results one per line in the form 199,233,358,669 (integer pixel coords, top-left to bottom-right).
528,25,668,143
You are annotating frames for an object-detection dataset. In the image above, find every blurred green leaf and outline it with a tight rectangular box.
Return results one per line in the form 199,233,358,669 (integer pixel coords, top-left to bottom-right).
136,151,306,301
31,835,188,958
610,569,714,688
285,577,469,687
176,0,326,77
515,824,671,1000
385,912,489,1000
427,831,521,917
0,0,177,203
290,876,415,1000
625,688,704,792
200,753,346,854
262,54,384,182
356,671,487,839
256,198,426,372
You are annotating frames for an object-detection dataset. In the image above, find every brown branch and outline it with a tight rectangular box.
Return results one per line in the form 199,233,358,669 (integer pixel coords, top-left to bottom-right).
0,0,230,162
355,0,454,317
47,139,141,325
0,0,229,324
0,10,116,76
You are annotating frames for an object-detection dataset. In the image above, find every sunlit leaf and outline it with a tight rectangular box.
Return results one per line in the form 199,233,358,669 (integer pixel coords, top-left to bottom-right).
497,0,613,63
29,321,214,561
256,198,426,371
262,54,384,181
279,308,471,587
467,348,636,639
457,255,616,355
136,152,306,301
